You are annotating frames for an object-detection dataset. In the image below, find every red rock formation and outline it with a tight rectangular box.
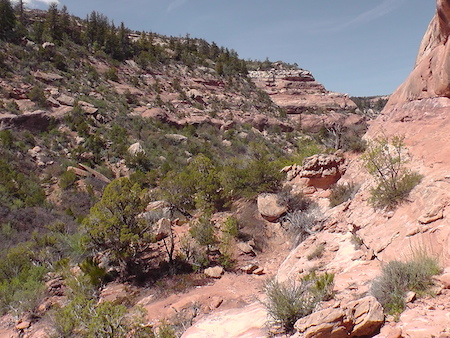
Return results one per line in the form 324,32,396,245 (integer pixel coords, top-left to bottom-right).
249,67,361,133
384,0,450,111
249,68,356,114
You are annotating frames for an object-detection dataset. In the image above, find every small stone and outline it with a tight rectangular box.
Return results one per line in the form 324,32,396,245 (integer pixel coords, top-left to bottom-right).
351,250,364,261
204,266,224,279
365,249,375,261
378,322,402,338
237,242,254,255
16,321,31,330
386,211,395,219
241,264,258,274
210,296,223,309
405,291,416,303
438,273,450,289
253,267,265,275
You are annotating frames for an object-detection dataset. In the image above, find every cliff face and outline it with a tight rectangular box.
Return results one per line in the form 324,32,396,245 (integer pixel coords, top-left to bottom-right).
385,0,450,110
249,68,356,114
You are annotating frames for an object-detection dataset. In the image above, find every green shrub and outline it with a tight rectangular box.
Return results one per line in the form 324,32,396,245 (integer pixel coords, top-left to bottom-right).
370,252,440,316
59,169,77,190
105,66,119,81
344,135,367,153
263,279,315,332
307,243,325,260
222,216,239,238
83,177,151,271
160,154,222,212
369,171,422,209
263,271,334,332
220,157,283,200
157,319,176,338
79,257,110,288
285,207,321,247
0,130,13,148
0,244,47,316
5,100,20,114
329,182,359,207
0,265,46,316
52,296,148,338
28,85,47,107
189,213,217,251
363,135,422,209
302,271,335,301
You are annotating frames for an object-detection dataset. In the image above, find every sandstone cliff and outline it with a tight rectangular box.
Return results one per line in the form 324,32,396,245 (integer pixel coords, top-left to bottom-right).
249,67,364,133
385,0,450,109
249,68,356,114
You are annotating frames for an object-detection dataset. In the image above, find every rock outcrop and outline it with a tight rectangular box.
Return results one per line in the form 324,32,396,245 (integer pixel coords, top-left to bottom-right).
249,69,356,114
294,296,384,338
249,67,361,132
384,0,450,112
285,152,346,190
0,111,51,131
275,2,450,337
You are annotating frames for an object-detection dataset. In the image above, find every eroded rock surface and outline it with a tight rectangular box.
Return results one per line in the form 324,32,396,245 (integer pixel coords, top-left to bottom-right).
181,303,267,338
294,296,384,338
249,69,355,114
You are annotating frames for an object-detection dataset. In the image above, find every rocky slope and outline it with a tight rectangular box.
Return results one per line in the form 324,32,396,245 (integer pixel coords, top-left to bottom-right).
181,1,450,337
1,4,430,338
0,6,379,338
249,67,365,133
280,0,450,336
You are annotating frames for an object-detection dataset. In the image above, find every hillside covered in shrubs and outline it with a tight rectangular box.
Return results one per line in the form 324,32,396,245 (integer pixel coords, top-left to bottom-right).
0,1,389,336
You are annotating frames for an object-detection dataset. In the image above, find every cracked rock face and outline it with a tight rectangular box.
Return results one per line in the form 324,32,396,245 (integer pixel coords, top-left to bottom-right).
294,296,384,338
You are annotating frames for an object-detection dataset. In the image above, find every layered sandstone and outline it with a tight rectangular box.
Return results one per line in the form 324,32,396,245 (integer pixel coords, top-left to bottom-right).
249,68,356,114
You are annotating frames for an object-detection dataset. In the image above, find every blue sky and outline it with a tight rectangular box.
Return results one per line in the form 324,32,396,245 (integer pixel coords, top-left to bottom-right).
23,0,435,97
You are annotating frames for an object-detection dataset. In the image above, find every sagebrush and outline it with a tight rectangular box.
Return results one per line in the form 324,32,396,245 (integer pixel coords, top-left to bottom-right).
363,135,421,209
370,252,440,315
263,272,334,332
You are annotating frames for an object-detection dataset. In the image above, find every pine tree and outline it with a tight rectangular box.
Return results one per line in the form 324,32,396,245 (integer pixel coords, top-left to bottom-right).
45,2,61,42
0,0,16,41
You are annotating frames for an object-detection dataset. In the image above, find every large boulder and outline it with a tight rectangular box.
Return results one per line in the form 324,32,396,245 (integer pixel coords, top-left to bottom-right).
128,142,145,155
346,296,385,337
204,266,224,279
295,153,346,189
0,110,51,131
294,296,384,338
257,193,288,221
295,307,350,338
